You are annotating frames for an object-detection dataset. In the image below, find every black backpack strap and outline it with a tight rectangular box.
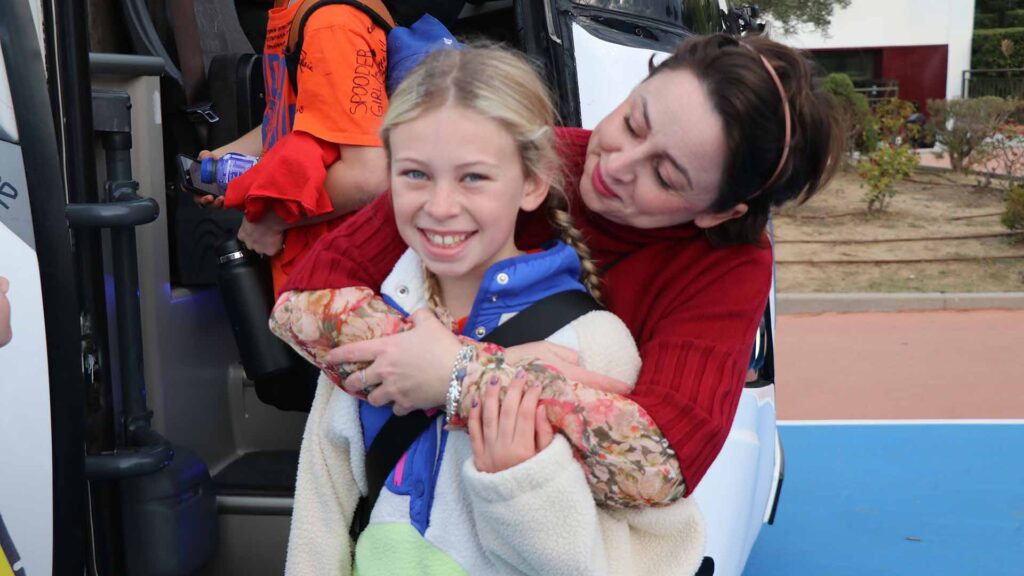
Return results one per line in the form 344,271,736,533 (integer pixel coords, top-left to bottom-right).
348,289,603,541
285,0,394,97
482,290,602,348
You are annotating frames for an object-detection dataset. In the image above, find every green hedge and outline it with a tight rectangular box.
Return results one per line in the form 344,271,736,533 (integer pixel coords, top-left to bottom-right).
972,28,1024,69
976,0,1006,13
976,13,999,29
1008,9,1024,28
976,9,1024,29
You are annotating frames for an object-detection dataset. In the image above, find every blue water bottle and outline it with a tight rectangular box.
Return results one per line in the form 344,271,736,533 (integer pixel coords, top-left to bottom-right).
199,152,258,192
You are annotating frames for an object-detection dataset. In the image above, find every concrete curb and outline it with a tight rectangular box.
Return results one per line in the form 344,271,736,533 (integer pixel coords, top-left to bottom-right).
915,164,951,174
777,292,1024,314
916,163,1015,181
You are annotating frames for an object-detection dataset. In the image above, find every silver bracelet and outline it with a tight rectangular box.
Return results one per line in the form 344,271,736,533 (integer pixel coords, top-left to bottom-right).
446,344,476,422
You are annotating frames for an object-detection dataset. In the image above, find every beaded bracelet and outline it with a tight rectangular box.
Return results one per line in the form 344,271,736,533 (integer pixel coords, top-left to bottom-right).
446,344,476,423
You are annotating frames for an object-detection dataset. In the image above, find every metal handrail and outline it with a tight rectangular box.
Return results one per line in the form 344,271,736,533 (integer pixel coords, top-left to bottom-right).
964,67,1024,74
962,68,1024,98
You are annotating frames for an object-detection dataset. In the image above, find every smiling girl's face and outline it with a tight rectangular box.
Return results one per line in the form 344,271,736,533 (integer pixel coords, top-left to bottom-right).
580,68,746,230
389,103,548,285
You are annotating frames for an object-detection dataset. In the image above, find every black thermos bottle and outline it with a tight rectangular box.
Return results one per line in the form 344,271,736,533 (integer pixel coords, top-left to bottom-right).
216,239,294,381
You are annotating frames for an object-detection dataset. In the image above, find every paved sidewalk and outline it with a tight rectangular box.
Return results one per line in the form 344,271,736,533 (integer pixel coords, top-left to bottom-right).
774,309,1024,420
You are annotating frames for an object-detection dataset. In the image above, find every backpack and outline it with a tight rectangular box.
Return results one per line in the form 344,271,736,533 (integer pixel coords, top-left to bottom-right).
283,0,461,98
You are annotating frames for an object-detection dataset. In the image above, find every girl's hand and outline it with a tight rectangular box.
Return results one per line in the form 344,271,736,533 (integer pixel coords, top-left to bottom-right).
468,373,554,473
327,309,458,415
505,341,632,396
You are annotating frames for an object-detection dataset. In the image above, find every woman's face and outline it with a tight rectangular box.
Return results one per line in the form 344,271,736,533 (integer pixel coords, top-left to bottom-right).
580,68,745,229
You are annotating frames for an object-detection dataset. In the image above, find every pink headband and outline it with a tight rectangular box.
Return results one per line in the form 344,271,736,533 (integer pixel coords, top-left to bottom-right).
742,45,792,196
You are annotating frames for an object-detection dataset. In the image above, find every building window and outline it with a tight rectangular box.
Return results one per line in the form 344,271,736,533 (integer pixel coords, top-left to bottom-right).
811,49,881,81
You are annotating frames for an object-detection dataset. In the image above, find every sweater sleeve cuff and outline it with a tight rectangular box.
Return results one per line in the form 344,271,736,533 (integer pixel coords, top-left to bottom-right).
461,435,584,504
629,338,749,493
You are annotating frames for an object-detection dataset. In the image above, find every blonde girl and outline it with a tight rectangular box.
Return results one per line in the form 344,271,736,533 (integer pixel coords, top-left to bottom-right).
276,45,704,576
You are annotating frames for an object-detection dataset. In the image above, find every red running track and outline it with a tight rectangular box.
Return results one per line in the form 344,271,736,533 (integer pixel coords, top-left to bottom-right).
774,309,1024,420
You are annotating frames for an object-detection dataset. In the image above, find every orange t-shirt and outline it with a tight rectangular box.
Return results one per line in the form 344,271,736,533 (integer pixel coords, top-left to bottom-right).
260,3,387,290
262,2,387,150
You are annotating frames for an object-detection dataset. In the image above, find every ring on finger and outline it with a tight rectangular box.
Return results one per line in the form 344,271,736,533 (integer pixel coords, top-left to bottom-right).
362,385,377,396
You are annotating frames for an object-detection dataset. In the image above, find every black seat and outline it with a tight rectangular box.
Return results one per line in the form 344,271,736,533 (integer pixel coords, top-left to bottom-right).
213,450,300,497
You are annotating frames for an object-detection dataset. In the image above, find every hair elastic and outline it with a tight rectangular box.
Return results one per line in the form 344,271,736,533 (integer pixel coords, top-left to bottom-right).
741,44,792,196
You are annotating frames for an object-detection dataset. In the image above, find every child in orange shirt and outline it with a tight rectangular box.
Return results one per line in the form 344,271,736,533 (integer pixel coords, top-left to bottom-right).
198,0,396,292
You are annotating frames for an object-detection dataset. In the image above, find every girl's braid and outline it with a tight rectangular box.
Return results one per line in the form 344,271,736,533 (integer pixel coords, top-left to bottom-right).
422,264,454,330
546,195,602,303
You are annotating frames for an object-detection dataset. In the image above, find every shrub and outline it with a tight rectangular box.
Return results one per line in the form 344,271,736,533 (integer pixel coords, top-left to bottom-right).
1008,9,1024,28
857,144,919,213
972,28,1024,69
1003,184,1024,230
860,120,881,155
975,12,999,29
854,98,920,212
856,97,921,212
873,97,919,144
927,97,1018,173
969,121,1024,192
824,73,870,159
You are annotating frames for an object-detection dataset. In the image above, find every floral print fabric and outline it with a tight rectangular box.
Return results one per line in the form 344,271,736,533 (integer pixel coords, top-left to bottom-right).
271,287,410,387
270,287,686,508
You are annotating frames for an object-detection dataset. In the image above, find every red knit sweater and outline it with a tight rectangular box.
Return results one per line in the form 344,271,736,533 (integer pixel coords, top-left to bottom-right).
283,127,773,491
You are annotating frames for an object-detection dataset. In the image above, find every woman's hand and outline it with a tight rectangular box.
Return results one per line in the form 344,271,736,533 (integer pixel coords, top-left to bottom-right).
238,211,286,257
505,341,632,396
469,374,554,473
326,309,459,415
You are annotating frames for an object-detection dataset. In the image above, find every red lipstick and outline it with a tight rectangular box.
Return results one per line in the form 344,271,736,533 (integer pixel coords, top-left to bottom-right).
591,161,620,200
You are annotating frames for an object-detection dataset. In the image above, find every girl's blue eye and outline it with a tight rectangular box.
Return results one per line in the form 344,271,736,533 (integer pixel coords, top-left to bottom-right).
462,173,488,183
403,169,428,180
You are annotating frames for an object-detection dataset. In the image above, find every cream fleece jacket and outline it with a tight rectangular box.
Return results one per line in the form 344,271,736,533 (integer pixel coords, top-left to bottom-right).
284,249,704,575
286,361,705,575
284,376,364,575
463,435,705,576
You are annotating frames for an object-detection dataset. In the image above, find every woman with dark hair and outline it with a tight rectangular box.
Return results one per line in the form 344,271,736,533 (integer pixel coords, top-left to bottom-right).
282,33,842,573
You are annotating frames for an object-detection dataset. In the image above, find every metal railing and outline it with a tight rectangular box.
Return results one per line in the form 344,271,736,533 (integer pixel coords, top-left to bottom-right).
852,79,900,106
962,68,1024,99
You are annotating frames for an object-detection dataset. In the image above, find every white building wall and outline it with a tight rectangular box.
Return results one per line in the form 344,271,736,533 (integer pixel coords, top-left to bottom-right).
772,0,976,99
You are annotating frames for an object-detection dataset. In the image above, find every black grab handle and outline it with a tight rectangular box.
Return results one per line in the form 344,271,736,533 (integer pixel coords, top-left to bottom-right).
65,194,159,229
85,427,174,480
